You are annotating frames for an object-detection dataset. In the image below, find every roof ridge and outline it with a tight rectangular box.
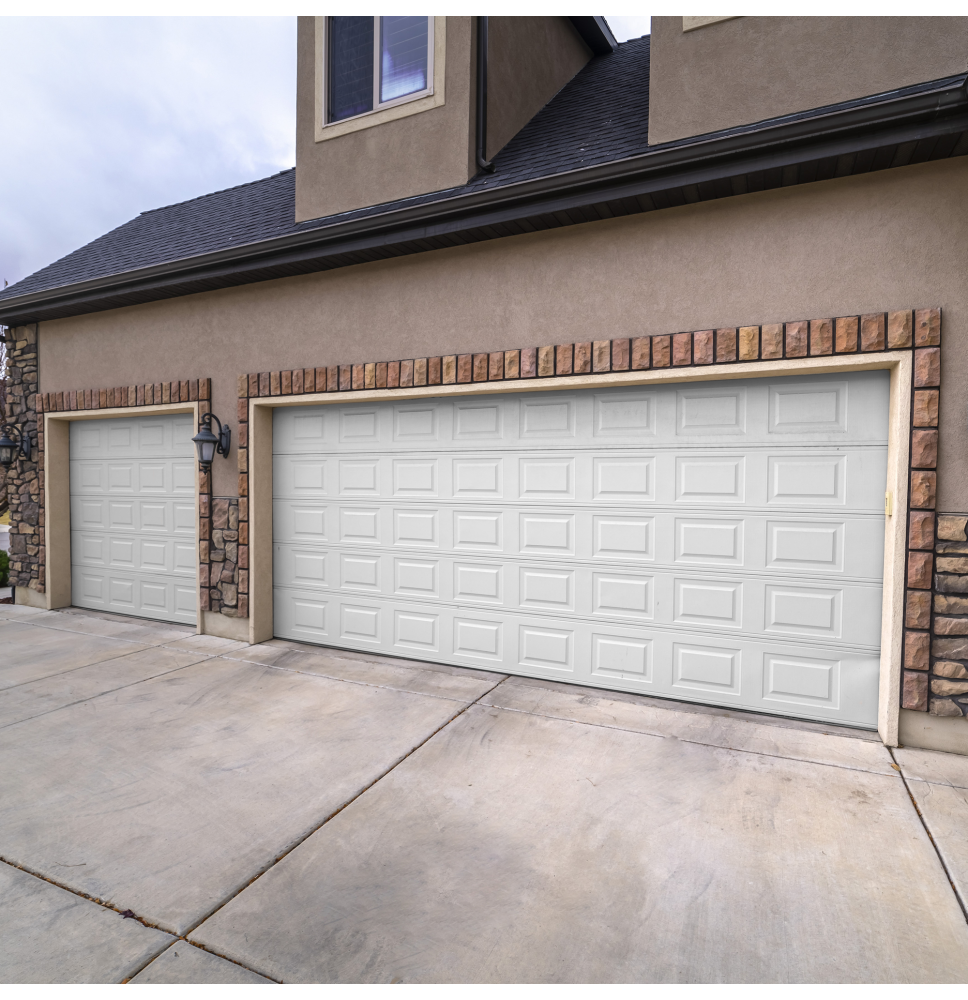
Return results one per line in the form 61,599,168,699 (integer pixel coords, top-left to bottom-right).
138,167,295,216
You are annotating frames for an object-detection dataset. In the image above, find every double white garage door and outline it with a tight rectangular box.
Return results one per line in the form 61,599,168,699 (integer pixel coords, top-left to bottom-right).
273,372,889,728
70,414,197,625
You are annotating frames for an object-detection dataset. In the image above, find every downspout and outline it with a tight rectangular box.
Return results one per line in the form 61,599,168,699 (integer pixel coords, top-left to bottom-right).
476,16,495,173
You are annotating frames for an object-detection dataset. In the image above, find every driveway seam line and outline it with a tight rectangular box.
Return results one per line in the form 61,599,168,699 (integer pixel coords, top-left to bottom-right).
481,702,898,777
178,676,510,960
1,614,178,644
890,747,968,923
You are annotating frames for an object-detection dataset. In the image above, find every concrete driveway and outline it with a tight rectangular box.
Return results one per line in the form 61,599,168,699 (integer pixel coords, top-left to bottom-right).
1,604,967,984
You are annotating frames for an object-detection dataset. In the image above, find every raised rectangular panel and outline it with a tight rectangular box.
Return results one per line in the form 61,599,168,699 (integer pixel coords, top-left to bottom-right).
109,577,135,604
79,500,106,527
293,597,328,632
109,537,136,567
593,573,652,617
109,427,132,449
393,459,437,495
592,634,651,678
520,568,573,610
293,413,326,441
675,519,743,565
394,559,438,597
77,465,103,490
592,457,653,500
173,542,196,574
174,585,197,615
519,458,573,498
138,503,166,532
594,392,654,435
78,573,106,600
394,611,438,650
109,502,137,529
677,389,746,435
455,563,502,602
171,419,193,449
454,511,502,550
107,465,134,491
139,464,166,492
674,579,742,627
291,461,326,493
394,405,437,441
676,457,744,501
140,582,169,613
454,617,502,659
340,408,379,442
341,604,380,641
769,381,847,434
73,427,101,452
455,402,502,439
521,398,574,437
454,458,502,496
139,540,167,573
79,535,104,563
292,550,328,587
172,463,195,493
394,509,438,546
593,516,653,560
520,514,573,555
340,507,380,543
291,507,326,539
765,653,839,707
519,626,572,671
173,503,196,533
673,644,740,694
339,460,379,495
768,455,846,504
340,553,379,590
767,520,844,572
137,423,165,448
765,585,841,637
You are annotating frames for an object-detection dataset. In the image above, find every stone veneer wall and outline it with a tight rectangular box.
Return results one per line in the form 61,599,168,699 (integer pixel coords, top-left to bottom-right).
927,514,968,716
201,497,242,617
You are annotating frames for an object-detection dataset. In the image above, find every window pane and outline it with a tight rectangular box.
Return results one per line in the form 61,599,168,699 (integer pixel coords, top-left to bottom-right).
329,17,374,122
380,16,428,104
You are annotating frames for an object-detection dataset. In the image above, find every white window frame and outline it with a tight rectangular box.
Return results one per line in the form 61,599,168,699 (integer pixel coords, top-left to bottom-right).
314,16,446,143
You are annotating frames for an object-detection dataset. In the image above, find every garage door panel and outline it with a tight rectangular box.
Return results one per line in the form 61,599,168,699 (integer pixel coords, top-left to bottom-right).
70,415,196,625
273,374,888,727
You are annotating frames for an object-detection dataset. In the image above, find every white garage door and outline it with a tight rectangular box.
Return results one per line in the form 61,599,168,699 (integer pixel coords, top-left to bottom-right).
70,414,197,625
273,372,889,727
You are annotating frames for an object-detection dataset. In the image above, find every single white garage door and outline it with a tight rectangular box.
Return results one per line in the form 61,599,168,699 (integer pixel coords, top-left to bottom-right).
70,414,197,625
273,372,888,727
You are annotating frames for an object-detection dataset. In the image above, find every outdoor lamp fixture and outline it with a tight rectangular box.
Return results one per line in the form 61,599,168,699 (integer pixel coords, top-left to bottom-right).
192,412,231,472
0,424,29,469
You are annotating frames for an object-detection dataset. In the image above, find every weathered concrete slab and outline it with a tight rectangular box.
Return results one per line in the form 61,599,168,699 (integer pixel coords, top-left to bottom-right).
896,746,968,789
193,704,968,984
482,677,895,775
225,641,505,702
130,942,272,984
162,634,250,654
0,623,149,690
0,603,48,620
0,863,172,984
0,646,213,730
0,657,499,936
24,609,193,645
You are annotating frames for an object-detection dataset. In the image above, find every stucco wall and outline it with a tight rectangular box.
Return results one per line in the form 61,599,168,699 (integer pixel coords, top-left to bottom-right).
648,16,968,145
37,157,968,502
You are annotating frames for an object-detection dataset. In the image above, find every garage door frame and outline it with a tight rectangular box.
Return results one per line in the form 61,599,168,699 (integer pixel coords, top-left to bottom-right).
42,400,202,627
250,352,910,743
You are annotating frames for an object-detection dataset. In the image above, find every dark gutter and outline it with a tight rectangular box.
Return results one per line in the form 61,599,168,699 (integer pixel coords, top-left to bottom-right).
569,16,619,54
475,16,495,174
2,72,967,326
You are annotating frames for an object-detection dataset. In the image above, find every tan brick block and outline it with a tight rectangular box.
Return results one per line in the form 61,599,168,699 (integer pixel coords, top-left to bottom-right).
693,330,714,365
785,321,808,358
909,511,935,550
119,387,128,407
652,335,671,368
292,369,304,394
908,550,933,589
738,326,759,361
135,386,144,406
574,342,592,373
672,332,692,366
248,374,259,397
935,594,968,615
472,354,488,381
311,368,324,393
887,310,913,349
904,631,930,671
915,307,941,346
237,424,248,448
302,369,315,392
237,374,249,398
413,357,427,386
612,339,630,371
902,670,928,710
834,316,858,353
237,399,248,424
934,617,968,636
938,515,968,542
521,348,537,378
906,590,932,629
911,428,938,469
934,660,968,679
281,371,292,394
761,324,783,359
910,471,936,509
488,352,504,380
630,337,649,370
537,346,555,377
338,366,351,391
101,388,110,407
387,362,400,388
442,356,456,384
363,363,375,389
400,360,414,387
860,313,886,352
715,328,737,363
504,351,520,379
457,355,472,383
913,389,939,428
914,347,940,387
809,318,833,356
351,365,364,390
428,357,441,385
327,365,338,391
592,340,611,372
938,555,968,574
555,344,573,376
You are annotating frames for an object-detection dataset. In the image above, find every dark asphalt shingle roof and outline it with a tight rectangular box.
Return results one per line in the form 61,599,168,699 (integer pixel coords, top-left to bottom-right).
0,36,652,303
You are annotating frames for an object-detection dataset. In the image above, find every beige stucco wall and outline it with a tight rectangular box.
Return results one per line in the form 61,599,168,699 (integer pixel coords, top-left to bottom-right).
294,16,475,222
486,17,590,161
38,156,968,503
648,16,968,145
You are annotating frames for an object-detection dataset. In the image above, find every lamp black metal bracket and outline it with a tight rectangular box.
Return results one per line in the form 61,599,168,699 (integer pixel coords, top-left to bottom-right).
0,423,30,469
192,412,231,472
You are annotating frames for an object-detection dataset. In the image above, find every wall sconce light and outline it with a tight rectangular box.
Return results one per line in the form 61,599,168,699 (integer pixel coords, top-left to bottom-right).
0,423,30,469
192,413,231,472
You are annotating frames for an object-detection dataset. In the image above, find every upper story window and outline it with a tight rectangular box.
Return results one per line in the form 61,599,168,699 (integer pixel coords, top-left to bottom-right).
326,16,434,125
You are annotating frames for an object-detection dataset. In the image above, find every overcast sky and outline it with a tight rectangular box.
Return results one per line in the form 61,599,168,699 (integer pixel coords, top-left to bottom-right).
1,16,650,291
